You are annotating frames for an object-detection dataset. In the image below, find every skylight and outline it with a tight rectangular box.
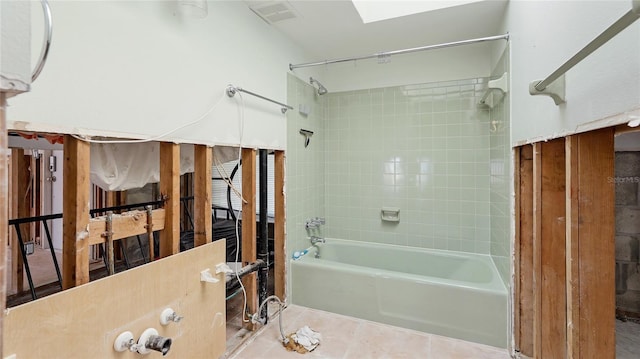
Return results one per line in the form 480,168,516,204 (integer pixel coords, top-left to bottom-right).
351,0,485,24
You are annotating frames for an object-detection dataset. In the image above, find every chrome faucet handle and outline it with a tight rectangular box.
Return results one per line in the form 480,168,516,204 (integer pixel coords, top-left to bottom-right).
314,217,326,225
305,219,317,229
310,236,325,244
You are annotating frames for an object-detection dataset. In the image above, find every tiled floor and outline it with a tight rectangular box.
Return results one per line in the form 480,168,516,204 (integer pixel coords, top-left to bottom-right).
228,305,511,359
616,319,640,359
7,246,63,295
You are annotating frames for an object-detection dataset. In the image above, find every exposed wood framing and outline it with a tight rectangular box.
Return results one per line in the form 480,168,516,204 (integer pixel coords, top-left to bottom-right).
159,142,180,258
532,143,542,357
274,150,286,301
566,135,580,359
0,92,8,354
3,241,226,358
62,135,90,289
10,148,27,293
515,145,534,357
86,209,166,245
517,128,616,358
533,139,566,359
241,148,257,330
566,128,615,358
194,145,212,248
105,190,125,258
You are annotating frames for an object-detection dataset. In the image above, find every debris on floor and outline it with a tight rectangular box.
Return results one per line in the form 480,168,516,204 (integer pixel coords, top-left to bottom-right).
283,326,321,354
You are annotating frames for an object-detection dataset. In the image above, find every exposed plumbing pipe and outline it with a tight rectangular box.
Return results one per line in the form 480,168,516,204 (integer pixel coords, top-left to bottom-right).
258,149,269,322
225,260,266,291
251,295,289,346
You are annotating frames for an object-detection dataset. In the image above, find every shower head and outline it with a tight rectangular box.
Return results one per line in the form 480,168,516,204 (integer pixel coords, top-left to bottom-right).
309,77,328,95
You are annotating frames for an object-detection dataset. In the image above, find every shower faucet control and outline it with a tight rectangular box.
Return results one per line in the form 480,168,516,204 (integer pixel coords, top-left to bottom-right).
305,217,326,229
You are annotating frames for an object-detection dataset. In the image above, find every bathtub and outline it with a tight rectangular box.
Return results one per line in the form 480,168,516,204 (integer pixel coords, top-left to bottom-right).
291,238,507,348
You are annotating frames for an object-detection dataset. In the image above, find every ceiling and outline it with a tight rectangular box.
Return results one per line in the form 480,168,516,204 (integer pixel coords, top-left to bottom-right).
244,0,509,61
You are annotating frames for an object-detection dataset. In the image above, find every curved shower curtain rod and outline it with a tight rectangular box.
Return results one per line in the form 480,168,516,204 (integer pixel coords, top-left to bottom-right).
289,33,509,70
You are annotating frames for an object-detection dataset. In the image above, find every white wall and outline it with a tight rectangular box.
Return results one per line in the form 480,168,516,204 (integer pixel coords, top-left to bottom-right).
316,44,494,93
8,0,314,150
0,0,31,93
501,0,640,144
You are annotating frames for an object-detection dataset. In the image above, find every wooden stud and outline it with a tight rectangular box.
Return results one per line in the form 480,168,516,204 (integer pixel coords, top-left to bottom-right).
146,206,154,261
0,92,8,354
515,145,534,357
565,135,580,359
538,139,567,359
159,142,180,258
194,145,212,248
104,191,118,258
10,148,27,293
62,135,91,289
105,212,115,275
274,150,286,301
241,148,257,330
532,142,543,358
566,128,615,358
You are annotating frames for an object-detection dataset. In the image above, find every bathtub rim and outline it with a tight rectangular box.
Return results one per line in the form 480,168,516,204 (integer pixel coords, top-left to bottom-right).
293,237,508,294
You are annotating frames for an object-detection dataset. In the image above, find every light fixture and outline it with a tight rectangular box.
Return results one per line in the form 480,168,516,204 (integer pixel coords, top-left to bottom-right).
628,116,640,128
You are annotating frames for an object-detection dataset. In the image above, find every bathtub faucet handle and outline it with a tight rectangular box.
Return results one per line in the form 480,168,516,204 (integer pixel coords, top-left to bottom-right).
305,219,317,229
313,217,326,225
310,236,325,245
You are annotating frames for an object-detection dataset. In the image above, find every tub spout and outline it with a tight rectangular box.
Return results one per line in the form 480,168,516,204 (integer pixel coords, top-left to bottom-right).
310,236,325,258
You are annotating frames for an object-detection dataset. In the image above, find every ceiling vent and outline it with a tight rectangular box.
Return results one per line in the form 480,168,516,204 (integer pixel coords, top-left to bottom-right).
246,1,299,24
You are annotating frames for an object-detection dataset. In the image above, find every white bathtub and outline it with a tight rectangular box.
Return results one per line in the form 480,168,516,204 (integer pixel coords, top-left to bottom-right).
291,238,507,348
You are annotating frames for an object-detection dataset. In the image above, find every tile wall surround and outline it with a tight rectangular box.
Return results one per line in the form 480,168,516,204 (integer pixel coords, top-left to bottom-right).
286,71,511,268
488,47,511,286
285,73,327,295
323,78,493,254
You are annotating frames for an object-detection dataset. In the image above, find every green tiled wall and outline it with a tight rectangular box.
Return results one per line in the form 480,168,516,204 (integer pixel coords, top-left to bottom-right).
489,47,511,286
323,79,493,254
285,74,327,287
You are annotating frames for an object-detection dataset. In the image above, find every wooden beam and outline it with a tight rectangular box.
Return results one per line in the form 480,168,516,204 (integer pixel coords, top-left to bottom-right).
274,150,286,301
566,128,615,358
87,209,166,245
10,148,27,293
241,148,257,330
515,145,534,357
0,92,8,354
194,145,212,248
62,135,91,289
159,142,180,258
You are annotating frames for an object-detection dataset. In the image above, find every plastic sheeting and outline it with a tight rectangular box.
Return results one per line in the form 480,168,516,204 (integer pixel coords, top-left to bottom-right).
90,143,239,191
